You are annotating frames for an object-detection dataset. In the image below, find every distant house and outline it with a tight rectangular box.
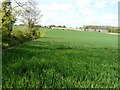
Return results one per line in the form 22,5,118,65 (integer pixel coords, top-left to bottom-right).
96,29,108,33
84,28,108,33
85,29,95,32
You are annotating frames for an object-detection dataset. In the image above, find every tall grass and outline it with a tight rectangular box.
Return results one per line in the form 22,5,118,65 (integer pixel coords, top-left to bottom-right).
2,29,118,88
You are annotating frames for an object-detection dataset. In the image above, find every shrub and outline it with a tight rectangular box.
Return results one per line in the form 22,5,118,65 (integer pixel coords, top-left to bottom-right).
35,29,47,38
2,43,9,49
2,26,47,49
12,30,32,43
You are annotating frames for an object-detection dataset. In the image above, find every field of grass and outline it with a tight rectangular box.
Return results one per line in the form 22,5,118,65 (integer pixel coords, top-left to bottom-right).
2,29,119,88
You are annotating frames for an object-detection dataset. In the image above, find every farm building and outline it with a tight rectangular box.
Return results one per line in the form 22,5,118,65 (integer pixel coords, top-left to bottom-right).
96,29,108,33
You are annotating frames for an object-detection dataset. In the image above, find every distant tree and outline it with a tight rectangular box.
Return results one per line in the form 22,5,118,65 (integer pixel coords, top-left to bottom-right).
48,25,52,28
83,26,88,31
20,0,43,36
52,25,56,27
44,26,47,28
63,25,66,28
57,25,62,28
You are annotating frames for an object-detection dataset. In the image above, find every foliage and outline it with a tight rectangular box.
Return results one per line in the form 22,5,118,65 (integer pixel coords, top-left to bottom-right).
2,0,15,42
35,28,47,38
1,0,43,48
2,29,118,88
2,25,47,49
12,26,32,43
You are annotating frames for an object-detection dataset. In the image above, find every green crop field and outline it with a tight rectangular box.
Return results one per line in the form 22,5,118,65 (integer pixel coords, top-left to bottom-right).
2,29,119,88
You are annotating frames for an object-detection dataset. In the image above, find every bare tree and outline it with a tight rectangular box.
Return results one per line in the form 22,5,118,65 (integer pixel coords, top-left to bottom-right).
19,0,43,36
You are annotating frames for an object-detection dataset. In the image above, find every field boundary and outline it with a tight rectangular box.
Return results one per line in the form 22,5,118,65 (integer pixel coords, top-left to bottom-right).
107,33,120,35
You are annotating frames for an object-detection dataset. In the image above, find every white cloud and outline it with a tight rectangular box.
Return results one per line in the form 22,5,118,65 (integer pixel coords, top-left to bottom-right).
38,2,78,26
40,0,118,27
80,8,97,15
99,14,117,24
76,0,97,15
41,9,80,27
39,3,73,12
11,0,118,27
85,13,117,26
76,0,91,8
95,1,107,8
112,0,119,4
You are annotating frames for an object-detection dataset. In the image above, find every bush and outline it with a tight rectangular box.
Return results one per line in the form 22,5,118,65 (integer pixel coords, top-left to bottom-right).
2,43,9,49
35,29,47,38
2,26,47,49
12,27,33,43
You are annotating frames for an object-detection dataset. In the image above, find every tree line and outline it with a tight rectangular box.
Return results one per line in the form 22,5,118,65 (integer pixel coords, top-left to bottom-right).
83,25,119,33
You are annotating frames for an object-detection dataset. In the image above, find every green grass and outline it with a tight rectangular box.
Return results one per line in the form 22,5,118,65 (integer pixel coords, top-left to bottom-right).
2,29,119,88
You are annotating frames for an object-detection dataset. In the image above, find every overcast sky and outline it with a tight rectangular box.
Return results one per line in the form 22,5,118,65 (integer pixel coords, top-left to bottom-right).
1,0,119,27
38,0,119,27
